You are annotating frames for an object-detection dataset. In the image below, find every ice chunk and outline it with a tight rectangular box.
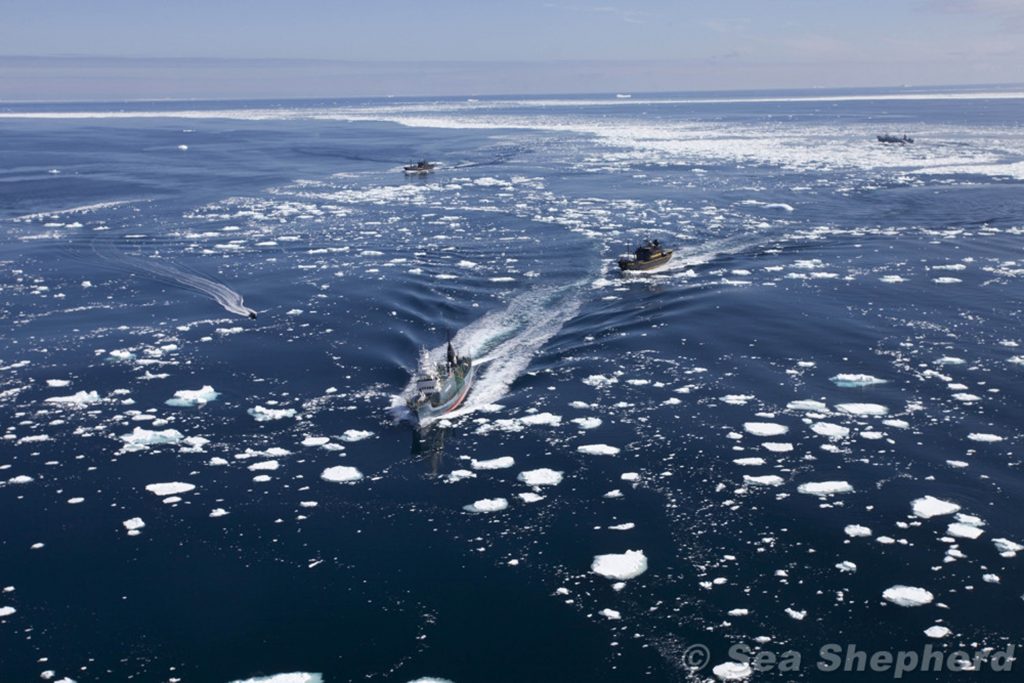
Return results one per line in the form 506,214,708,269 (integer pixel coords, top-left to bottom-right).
519,412,562,427
444,470,475,483
744,475,784,487
0,606,15,618
743,422,788,437
227,674,324,683
166,385,219,407
787,399,828,412
830,374,887,387
248,406,297,422
301,436,331,447
882,585,934,607
591,550,648,580
925,625,950,638
517,468,564,487
120,427,184,451
811,422,849,439
320,466,364,484
712,661,752,680
844,524,872,538
145,482,194,496
598,608,621,620
571,417,602,429
471,456,515,470
463,497,508,513
720,394,755,405
577,444,620,456
340,429,373,442
911,496,960,519
946,523,983,540
210,508,229,518
992,538,1024,558
45,390,101,407
835,403,888,417
967,433,1003,443
797,481,853,497
762,442,793,452
122,517,145,536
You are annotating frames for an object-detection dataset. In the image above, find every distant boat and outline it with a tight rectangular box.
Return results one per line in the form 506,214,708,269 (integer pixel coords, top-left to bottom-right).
877,134,914,144
404,160,437,174
618,239,673,271
407,339,474,423
615,93,632,99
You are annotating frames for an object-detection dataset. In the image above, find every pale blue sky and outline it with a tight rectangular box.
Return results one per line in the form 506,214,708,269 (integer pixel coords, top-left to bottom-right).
1,0,1021,99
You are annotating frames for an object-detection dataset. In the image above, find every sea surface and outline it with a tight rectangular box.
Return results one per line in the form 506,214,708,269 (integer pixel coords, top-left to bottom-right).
1,86,1023,682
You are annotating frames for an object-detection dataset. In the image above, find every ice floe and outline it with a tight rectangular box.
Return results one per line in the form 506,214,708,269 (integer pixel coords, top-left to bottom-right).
120,427,185,451
911,495,960,519
471,456,515,470
882,585,934,607
797,481,853,497
166,385,219,407
577,444,620,456
463,497,508,513
145,482,195,496
517,468,564,487
835,403,888,417
248,406,297,422
830,374,887,387
743,422,788,437
591,550,648,580
320,466,364,483
45,390,100,407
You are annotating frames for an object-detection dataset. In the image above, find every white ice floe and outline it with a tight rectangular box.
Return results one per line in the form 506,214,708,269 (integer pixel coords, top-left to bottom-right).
830,374,887,387
46,379,71,387
598,608,621,620
844,524,872,538
517,468,564,487
785,607,807,620
811,422,850,439
122,517,145,536
882,585,934,607
340,429,373,442
720,394,755,405
120,427,185,451
733,457,766,466
946,523,984,540
608,523,635,531
787,399,829,412
992,538,1024,558
519,412,562,426
762,442,793,452
836,561,857,573
880,275,905,283
248,406,297,422
210,508,229,518
0,606,16,618
591,550,648,580
911,495,960,519
444,470,476,484
463,497,508,513
583,374,618,388
320,466,364,483
301,436,331,447
743,422,788,437
571,417,602,429
577,444,620,456
835,403,888,417
797,481,853,497
925,625,951,638
744,475,784,487
166,385,219,407
227,674,324,683
712,661,753,680
518,492,544,503
145,482,194,496
967,433,1003,443
471,456,515,470
45,390,100,407
7,475,34,485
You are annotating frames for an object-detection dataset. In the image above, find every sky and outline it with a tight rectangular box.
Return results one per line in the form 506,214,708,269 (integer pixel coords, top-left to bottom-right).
1,0,1022,100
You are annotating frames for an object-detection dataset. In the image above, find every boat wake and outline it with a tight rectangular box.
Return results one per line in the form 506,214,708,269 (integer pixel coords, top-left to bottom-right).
393,284,583,426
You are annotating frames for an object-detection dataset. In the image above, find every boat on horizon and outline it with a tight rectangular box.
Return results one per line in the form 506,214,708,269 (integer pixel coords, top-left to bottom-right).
408,338,474,423
404,160,437,174
877,134,914,144
618,239,673,271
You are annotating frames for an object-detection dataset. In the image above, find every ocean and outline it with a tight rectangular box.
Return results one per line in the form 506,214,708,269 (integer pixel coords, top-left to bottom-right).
1,86,1023,682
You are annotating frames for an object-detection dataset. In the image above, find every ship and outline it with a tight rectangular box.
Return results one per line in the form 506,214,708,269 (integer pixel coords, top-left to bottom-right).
618,239,673,271
877,134,914,144
408,338,474,423
404,160,437,174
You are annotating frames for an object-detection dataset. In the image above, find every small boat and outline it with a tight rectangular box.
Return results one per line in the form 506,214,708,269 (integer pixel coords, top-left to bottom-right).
404,160,437,174
877,134,914,144
618,239,673,271
408,339,474,423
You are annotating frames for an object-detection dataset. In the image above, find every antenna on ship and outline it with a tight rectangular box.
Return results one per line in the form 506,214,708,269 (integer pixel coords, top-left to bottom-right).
445,327,456,369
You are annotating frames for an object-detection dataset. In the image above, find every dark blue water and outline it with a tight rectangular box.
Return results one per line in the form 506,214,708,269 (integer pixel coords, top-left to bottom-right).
1,89,1023,682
